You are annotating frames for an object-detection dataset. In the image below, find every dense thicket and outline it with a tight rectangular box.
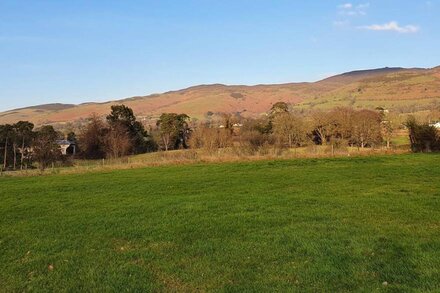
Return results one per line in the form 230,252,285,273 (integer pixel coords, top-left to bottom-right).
190,104,386,153
406,117,439,152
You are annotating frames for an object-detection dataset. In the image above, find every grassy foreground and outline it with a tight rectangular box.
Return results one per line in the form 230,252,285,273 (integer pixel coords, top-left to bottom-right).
1,154,439,292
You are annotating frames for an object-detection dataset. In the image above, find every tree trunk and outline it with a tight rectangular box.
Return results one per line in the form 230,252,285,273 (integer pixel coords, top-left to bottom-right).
39,160,45,171
163,136,169,151
13,143,17,170
3,138,8,169
20,137,25,170
317,129,325,145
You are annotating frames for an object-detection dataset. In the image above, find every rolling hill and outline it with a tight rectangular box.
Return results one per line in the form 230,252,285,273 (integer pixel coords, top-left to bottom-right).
1,66,439,126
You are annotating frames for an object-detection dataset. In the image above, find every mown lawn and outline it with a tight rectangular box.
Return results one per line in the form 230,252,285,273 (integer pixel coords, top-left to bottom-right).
1,154,439,292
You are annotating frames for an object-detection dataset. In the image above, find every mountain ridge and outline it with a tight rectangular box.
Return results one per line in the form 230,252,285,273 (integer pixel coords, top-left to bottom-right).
1,66,439,125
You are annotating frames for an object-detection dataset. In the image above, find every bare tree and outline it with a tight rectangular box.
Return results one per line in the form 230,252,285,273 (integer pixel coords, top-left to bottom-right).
78,114,108,159
382,120,393,149
311,110,336,145
104,124,132,159
331,107,354,142
273,113,308,149
269,101,290,117
352,110,382,148
188,123,232,151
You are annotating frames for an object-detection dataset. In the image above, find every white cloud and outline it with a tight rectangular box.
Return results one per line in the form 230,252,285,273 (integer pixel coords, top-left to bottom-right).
339,3,353,9
338,2,369,16
358,21,420,33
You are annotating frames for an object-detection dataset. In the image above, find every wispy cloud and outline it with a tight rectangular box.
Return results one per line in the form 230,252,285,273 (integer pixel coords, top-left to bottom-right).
358,21,420,33
338,2,369,16
339,3,353,9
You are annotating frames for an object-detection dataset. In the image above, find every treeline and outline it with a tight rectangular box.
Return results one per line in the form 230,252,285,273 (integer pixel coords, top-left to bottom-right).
78,106,190,159
0,104,193,171
1,102,439,171
190,103,387,153
0,122,64,171
194,103,440,154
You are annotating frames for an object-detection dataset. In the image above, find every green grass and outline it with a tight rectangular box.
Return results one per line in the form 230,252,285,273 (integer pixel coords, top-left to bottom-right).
1,154,440,292
391,135,410,147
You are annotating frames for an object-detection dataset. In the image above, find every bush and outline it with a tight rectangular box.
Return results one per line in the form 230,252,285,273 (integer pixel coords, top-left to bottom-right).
406,117,439,152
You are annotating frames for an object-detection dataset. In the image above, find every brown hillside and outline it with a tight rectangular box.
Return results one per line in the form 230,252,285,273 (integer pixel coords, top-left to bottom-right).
1,67,439,125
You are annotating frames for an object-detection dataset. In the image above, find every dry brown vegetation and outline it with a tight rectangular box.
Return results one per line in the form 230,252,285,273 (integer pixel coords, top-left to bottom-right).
1,67,439,126
1,146,410,178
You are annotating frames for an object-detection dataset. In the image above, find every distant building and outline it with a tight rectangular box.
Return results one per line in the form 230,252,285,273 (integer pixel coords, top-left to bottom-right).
375,107,389,114
57,140,76,155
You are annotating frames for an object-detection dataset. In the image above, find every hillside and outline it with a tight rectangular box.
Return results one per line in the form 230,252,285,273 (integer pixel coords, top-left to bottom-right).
1,66,439,125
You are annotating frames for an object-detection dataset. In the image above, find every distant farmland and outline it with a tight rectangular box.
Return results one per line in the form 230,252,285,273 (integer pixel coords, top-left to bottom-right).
1,154,440,291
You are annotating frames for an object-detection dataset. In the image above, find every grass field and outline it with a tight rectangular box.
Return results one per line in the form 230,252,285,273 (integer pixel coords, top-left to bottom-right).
1,154,440,292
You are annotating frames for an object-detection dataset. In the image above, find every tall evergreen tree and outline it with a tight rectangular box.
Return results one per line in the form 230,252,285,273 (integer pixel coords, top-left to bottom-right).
0,124,14,170
13,121,34,170
156,113,190,151
32,126,61,170
106,105,151,153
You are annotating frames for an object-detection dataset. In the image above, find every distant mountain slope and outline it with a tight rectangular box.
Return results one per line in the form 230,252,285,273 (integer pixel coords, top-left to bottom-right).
319,67,408,84
1,66,439,125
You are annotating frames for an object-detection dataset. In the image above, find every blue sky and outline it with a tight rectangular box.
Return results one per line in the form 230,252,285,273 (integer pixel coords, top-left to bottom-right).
0,0,438,111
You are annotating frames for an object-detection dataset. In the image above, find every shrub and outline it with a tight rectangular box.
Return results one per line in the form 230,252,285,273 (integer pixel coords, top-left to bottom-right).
406,117,439,152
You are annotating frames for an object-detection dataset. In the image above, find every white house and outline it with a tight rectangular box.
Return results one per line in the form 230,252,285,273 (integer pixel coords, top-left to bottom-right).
57,140,76,155
430,122,440,129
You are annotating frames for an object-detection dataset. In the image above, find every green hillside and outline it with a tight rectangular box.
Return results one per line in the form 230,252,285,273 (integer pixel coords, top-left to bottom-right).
296,68,440,110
